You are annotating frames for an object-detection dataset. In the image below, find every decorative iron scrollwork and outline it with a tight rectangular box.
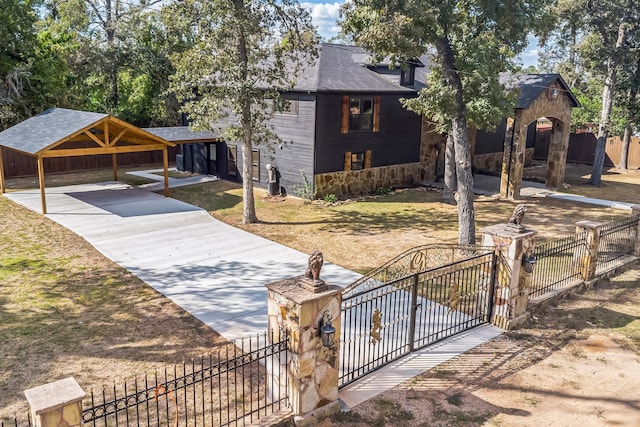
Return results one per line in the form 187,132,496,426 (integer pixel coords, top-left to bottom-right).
370,308,382,344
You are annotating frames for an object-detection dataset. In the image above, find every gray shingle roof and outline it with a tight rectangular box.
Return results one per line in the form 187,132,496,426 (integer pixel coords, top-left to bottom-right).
143,127,218,143
499,73,580,109
294,43,420,93
0,108,108,155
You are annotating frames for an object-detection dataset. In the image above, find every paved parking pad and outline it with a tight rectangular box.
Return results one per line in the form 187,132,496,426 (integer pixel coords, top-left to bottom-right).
6,182,361,341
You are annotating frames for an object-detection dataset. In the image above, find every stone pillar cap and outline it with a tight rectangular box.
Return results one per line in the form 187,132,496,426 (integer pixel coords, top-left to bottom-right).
24,377,86,415
479,223,536,238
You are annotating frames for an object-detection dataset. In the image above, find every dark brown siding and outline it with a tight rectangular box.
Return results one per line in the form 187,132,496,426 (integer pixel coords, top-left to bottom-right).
229,94,316,194
2,146,178,178
314,93,421,175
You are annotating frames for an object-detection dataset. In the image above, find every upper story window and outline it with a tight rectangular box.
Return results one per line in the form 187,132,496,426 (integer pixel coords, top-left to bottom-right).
341,95,380,134
401,66,415,86
349,97,373,131
273,96,299,116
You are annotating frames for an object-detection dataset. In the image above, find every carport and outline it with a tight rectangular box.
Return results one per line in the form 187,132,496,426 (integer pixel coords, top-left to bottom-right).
0,108,175,214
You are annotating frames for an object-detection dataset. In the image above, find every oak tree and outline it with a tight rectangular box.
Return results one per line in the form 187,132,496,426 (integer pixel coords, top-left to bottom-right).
170,0,317,224
340,0,547,244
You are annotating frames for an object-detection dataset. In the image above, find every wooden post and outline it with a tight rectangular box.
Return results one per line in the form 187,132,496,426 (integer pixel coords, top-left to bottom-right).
163,147,169,196
37,156,47,214
112,153,118,181
0,146,6,194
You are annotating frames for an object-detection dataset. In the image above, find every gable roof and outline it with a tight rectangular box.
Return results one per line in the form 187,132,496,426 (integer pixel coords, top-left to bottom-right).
499,73,580,109
294,43,422,94
0,108,108,155
0,108,174,157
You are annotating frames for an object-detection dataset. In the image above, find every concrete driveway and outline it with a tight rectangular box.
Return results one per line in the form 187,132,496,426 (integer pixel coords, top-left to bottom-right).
5,181,361,341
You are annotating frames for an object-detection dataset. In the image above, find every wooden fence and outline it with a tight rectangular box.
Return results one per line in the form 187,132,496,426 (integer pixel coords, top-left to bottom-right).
1,146,179,178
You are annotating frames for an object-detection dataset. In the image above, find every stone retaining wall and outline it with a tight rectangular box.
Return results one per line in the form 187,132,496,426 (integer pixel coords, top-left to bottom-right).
474,148,534,175
314,163,421,198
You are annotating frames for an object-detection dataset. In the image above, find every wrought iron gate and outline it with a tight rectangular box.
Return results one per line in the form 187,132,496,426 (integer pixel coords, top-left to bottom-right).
339,245,497,387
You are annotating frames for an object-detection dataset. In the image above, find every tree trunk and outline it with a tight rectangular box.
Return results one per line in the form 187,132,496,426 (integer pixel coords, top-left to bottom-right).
620,123,631,170
240,125,257,224
590,14,628,185
619,57,640,170
236,15,258,224
105,0,118,113
443,132,456,203
436,37,475,245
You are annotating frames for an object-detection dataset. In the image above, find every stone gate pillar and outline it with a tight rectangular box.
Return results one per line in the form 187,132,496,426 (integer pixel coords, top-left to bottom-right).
546,118,570,188
480,223,537,329
500,113,528,199
24,377,86,427
265,260,342,425
419,117,445,183
575,221,604,282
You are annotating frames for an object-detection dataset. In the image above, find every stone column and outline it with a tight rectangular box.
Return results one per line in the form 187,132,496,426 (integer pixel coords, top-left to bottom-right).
546,118,570,188
500,114,528,200
631,205,640,257
24,377,85,427
480,224,537,329
419,117,445,183
265,276,342,424
575,221,604,282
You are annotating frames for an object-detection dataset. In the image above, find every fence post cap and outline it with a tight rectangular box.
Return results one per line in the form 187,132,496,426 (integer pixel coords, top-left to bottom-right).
575,220,604,229
24,377,86,415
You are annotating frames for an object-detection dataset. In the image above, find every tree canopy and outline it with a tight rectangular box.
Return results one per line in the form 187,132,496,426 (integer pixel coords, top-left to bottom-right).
340,0,550,244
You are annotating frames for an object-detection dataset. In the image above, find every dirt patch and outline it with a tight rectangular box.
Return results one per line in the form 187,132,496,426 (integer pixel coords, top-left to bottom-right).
328,262,640,426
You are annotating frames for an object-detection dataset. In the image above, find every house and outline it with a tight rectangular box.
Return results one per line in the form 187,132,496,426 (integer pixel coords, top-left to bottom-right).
167,43,429,197
157,45,580,199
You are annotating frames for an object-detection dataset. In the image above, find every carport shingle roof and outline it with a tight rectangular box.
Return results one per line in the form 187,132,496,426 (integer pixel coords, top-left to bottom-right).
0,108,108,155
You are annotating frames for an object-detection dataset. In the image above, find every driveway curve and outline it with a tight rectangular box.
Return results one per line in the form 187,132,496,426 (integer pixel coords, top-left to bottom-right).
6,182,361,341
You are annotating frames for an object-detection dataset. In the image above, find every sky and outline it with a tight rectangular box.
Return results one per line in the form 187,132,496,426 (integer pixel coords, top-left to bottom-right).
300,1,540,69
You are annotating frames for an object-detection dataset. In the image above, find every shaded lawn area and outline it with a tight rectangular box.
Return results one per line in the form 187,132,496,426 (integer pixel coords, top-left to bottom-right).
0,196,228,421
524,162,640,205
169,180,630,274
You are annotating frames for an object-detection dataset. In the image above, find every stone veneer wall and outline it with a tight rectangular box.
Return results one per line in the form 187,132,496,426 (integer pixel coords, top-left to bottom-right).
474,149,534,175
314,163,421,198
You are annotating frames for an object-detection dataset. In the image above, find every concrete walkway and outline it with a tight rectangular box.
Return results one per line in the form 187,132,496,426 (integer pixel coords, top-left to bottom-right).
436,174,637,210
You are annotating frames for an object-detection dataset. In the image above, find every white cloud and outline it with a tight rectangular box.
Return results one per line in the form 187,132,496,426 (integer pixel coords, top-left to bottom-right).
301,2,343,41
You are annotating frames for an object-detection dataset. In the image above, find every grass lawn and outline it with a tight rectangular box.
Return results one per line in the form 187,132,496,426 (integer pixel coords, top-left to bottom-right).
0,164,637,422
169,180,631,274
0,194,227,421
524,161,640,205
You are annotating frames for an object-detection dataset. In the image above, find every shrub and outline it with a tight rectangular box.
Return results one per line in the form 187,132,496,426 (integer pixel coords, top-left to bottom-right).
377,186,392,196
323,193,338,203
293,170,317,200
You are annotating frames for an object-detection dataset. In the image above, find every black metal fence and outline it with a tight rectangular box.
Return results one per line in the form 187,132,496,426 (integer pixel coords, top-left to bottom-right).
596,216,639,271
340,251,496,387
0,416,32,427
82,331,289,427
530,232,587,298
